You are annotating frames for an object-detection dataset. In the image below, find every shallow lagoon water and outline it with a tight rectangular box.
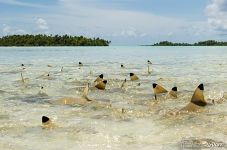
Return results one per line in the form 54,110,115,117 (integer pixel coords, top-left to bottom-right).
0,46,227,150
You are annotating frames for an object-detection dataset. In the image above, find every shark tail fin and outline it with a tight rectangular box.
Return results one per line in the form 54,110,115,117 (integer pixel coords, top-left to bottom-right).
21,72,25,83
120,79,127,88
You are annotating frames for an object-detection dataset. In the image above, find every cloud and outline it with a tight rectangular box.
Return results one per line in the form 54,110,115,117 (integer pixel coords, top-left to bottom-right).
0,0,217,44
28,0,212,44
53,1,186,36
2,25,11,35
205,0,227,31
140,33,147,37
112,27,149,39
36,18,49,30
0,0,45,8
2,24,27,35
167,32,173,37
113,27,138,37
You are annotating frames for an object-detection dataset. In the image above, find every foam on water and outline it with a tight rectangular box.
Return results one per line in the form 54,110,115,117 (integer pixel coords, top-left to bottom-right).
0,46,227,150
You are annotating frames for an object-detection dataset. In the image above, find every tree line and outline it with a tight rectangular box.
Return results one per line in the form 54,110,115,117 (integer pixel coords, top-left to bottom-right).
152,40,227,46
0,34,111,46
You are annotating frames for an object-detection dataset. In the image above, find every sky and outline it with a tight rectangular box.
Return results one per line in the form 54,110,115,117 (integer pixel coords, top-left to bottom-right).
0,0,227,45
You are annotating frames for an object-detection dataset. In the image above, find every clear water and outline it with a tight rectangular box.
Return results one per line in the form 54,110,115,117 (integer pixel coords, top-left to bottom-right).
0,46,227,150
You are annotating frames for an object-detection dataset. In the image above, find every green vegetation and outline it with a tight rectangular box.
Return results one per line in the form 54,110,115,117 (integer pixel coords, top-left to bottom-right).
152,40,227,46
0,34,110,46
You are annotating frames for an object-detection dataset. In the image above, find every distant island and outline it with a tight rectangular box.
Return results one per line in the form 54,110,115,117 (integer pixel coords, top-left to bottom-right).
151,40,227,46
0,34,111,46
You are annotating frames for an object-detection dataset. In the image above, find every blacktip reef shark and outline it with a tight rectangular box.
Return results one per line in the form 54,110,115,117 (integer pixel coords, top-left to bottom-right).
79,62,83,67
95,80,107,90
51,83,92,105
38,86,48,97
147,60,152,64
130,73,139,81
147,60,152,74
90,74,107,90
121,64,125,68
152,83,178,100
94,74,104,83
36,73,54,80
179,83,213,113
42,116,56,129
167,87,178,99
21,64,26,70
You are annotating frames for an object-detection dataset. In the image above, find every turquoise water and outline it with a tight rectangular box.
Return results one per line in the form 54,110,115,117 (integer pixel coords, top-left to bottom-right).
0,46,227,150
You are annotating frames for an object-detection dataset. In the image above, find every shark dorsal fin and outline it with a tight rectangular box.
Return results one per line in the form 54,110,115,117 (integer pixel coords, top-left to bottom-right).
42,116,50,124
191,84,206,106
152,83,168,94
130,73,139,81
95,80,107,90
147,60,152,64
152,83,168,100
94,74,103,82
168,86,177,98
42,116,56,129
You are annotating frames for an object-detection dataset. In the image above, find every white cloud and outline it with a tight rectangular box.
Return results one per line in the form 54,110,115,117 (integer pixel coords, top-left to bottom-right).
112,28,148,39
36,18,49,30
140,33,147,37
167,32,173,37
113,27,138,37
32,0,213,44
0,0,217,44
205,0,227,31
2,24,27,35
51,1,185,37
0,0,45,8
2,25,11,35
